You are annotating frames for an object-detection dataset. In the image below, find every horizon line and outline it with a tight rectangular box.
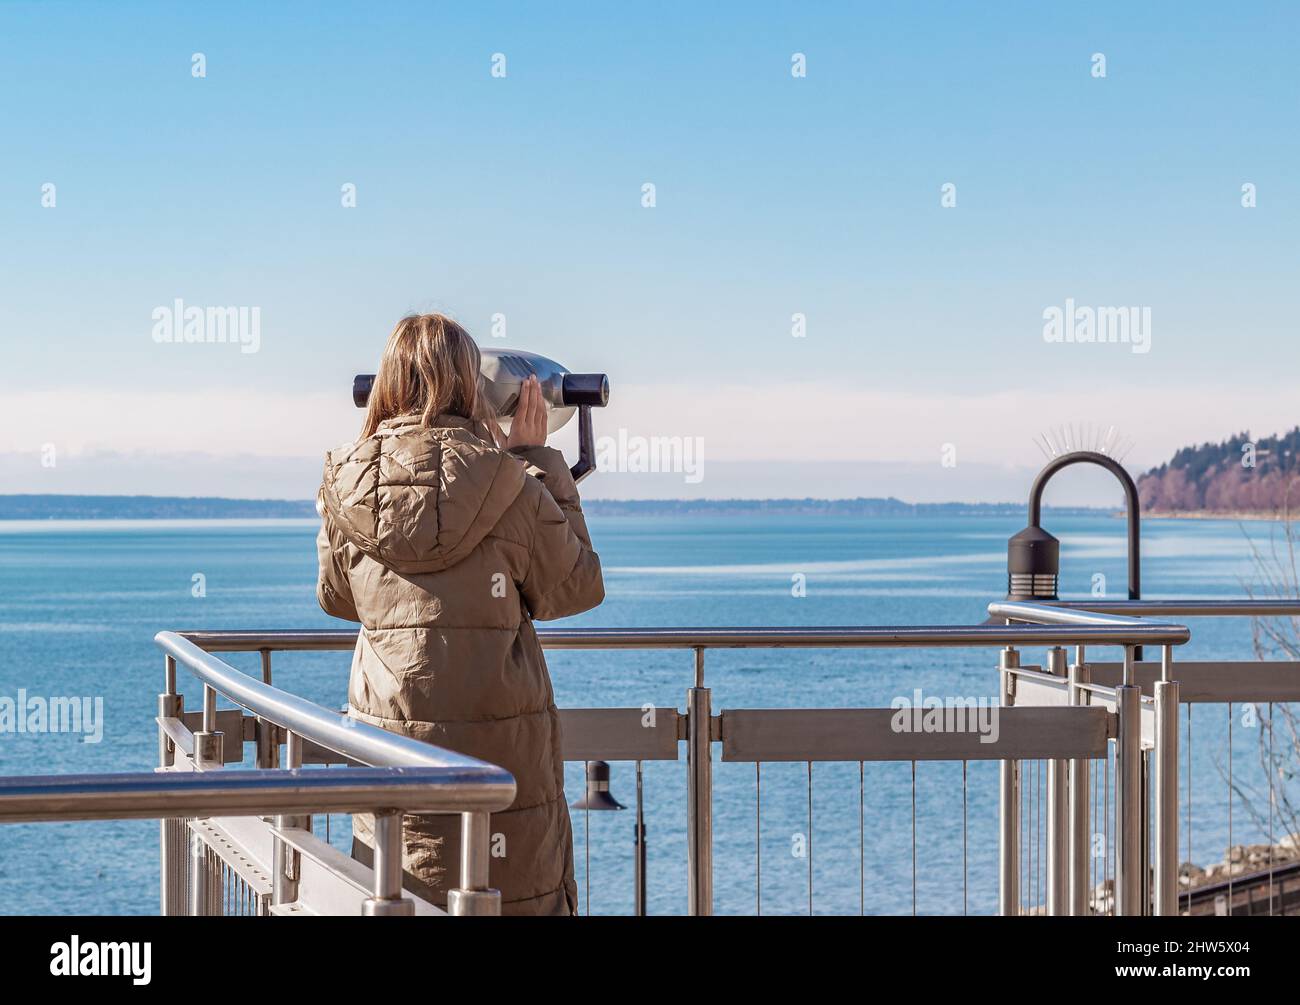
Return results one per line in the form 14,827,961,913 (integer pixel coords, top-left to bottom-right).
0,491,1106,509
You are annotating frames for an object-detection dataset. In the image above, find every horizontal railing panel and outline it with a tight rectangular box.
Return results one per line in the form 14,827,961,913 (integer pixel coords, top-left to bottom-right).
1040,683,1154,747
1088,660,1300,702
719,705,1112,762
1009,671,1156,745
1008,669,1070,707
559,708,681,761
272,825,444,917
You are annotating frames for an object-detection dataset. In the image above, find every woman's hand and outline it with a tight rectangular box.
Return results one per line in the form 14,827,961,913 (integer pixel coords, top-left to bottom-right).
505,375,547,450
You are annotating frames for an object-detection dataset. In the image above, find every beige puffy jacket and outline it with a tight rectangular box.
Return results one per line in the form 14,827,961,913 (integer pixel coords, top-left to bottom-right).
315,412,604,915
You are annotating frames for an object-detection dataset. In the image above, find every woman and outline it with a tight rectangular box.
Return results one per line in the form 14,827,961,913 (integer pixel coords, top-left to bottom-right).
315,313,603,916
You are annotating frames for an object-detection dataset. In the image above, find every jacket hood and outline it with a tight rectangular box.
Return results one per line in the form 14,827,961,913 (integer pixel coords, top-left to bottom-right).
319,413,528,574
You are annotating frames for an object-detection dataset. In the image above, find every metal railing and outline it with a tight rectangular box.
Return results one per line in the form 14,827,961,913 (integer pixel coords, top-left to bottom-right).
987,602,1182,915
153,631,516,916
0,632,516,917
164,602,1197,916
6,597,1296,916
992,599,1300,917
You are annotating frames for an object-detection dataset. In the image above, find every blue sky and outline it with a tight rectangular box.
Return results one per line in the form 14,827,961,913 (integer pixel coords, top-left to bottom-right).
2,2,1297,501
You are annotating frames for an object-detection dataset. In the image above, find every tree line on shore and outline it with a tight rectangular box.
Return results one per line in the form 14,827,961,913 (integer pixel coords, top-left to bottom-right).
1139,427,1300,515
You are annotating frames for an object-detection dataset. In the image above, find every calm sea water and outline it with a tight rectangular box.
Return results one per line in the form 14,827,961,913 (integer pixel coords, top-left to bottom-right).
0,514,1294,915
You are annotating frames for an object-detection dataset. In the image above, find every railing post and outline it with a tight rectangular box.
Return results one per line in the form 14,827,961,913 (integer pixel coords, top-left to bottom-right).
255,649,279,770
1115,646,1143,916
1153,645,1180,916
188,828,212,916
998,646,1020,916
272,730,306,908
158,655,181,770
1141,748,1151,911
1046,647,1068,915
447,811,502,916
158,655,185,916
363,810,415,916
687,646,713,916
192,683,224,769
1067,653,1091,915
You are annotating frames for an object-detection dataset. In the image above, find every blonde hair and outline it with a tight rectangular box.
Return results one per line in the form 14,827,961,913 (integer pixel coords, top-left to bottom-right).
360,314,495,438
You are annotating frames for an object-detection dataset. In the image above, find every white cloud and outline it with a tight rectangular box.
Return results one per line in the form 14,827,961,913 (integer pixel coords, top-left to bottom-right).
593,380,1293,469
2,380,1291,501
2,389,358,457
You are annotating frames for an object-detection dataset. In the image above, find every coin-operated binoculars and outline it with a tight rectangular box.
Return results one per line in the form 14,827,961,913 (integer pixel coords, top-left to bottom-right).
353,348,609,482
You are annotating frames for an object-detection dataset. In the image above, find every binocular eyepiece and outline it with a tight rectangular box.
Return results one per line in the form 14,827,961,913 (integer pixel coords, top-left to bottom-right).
350,370,609,411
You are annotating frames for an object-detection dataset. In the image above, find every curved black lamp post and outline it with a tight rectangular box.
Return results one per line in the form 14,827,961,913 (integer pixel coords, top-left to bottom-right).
1007,450,1142,605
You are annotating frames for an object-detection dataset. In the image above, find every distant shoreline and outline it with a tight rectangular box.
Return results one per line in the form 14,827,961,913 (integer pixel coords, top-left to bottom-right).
3,494,1292,523
0,495,317,521
0,493,1104,521
1145,509,1294,522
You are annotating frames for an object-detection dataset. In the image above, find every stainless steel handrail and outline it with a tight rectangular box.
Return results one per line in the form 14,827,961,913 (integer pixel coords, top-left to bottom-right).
0,633,518,915
0,767,508,823
175,596,1297,655
156,631,513,780
988,601,1189,640
178,629,357,651
151,630,516,916
178,608,1189,654
533,623,1191,648
1021,599,1300,617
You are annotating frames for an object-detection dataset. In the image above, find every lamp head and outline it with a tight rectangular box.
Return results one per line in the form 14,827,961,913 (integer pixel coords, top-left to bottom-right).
1007,524,1061,600
570,760,626,811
